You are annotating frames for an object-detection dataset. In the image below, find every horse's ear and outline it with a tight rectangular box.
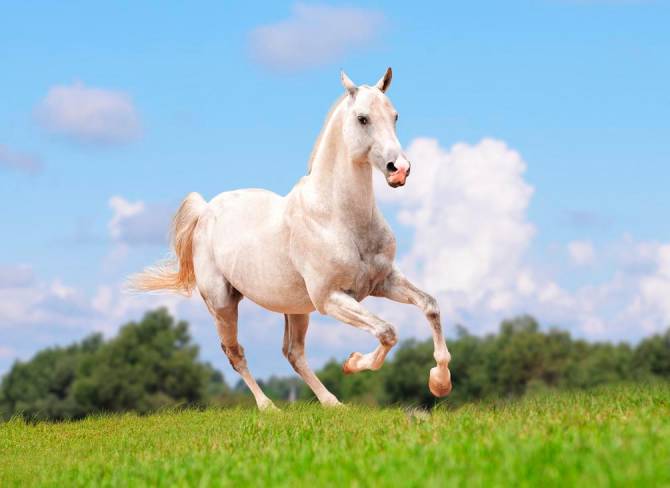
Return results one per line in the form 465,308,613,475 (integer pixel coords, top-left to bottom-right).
376,67,392,93
341,70,357,97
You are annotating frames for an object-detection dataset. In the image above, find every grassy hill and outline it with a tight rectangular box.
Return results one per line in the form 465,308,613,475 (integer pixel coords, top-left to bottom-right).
1,383,669,487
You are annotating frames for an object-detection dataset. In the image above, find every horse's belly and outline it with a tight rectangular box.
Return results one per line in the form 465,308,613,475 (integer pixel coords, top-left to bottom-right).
224,250,314,314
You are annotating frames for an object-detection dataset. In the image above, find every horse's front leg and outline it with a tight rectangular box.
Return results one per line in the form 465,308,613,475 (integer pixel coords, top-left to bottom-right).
372,267,452,397
322,291,398,374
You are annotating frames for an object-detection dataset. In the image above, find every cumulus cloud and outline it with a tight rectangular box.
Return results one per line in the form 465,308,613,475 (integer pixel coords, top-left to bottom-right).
0,264,35,288
376,138,536,319
36,82,141,144
375,137,670,340
103,196,173,271
623,242,670,332
249,3,385,71
0,144,42,173
0,346,14,359
0,265,295,378
563,210,611,229
0,277,93,334
3,137,669,377
0,268,192,374
108,196,172,246
568,240,595,266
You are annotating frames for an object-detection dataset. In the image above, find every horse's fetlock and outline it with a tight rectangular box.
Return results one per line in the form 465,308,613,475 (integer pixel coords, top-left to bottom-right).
434,351,451,366
378,323,397,347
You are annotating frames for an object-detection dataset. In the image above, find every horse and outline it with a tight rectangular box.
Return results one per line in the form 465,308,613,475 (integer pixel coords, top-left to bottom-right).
131,68,452,410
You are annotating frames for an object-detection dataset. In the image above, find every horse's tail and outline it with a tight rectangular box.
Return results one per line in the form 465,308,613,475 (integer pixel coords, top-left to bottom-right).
128,192,207,296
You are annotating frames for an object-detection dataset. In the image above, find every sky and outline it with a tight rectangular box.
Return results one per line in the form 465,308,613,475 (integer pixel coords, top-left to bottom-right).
1,1,669,380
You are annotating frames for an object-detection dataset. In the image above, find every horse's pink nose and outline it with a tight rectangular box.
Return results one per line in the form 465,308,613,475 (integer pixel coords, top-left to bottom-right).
386,161,410,187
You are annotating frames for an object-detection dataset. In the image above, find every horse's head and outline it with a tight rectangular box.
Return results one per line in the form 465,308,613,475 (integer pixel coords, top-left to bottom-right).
340,68,410,188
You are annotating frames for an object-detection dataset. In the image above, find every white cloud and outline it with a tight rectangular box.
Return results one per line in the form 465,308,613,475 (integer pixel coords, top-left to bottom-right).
0,277,93,333
0,144,42,173
249,3,385,71
625,243,670,332
375,137,670,340
0,264,35,288
108,196,172,246
0,266,295,379
377,138,536,320
2,136,669,378
0,267,195,374
568,240,595,265
103,196,173,272
36,82,141,144
0,346,14,359
563,209,611,230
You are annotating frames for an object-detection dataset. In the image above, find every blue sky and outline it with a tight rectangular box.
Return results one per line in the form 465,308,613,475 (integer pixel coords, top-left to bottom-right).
1,1,669,379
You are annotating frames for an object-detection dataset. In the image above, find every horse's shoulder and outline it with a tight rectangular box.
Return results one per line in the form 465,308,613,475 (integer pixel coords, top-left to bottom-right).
371,209,396,245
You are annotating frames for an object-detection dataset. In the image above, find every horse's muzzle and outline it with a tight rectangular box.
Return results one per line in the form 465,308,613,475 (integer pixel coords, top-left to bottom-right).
386,159,410,187
387,168,409,187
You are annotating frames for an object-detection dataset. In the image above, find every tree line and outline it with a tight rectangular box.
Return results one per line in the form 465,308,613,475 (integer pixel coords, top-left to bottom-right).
1,309,668,421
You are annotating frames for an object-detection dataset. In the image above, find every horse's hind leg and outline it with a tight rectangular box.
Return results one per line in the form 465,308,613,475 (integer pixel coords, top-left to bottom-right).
201,284,277,411
282,314,341,406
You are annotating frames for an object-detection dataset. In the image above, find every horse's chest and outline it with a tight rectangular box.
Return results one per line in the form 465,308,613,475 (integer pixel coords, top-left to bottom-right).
349,240,394,299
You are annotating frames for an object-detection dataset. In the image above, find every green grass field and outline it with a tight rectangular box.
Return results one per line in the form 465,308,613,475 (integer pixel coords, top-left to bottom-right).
1,383,669,487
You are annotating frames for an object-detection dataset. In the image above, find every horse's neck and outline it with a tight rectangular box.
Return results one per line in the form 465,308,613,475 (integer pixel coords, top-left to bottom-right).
306,105,375,227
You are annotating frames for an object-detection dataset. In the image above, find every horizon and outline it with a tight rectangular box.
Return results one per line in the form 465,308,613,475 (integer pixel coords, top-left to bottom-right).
1,1,669,379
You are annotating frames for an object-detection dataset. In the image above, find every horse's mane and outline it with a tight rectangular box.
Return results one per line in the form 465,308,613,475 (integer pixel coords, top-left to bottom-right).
307,94,346,175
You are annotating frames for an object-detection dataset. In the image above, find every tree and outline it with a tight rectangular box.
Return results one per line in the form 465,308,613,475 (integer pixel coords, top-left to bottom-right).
1,309,224,421
0,335,102,421
383,340,434,406
633,329,670,378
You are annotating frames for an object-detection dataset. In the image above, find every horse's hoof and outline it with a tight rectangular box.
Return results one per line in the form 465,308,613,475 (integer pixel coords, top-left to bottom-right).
342,352,364,374
258,399,280,412
321,393,344,407
429,366,452,397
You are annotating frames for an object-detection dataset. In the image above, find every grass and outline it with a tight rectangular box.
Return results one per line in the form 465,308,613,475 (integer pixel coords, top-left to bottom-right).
1,384,669,487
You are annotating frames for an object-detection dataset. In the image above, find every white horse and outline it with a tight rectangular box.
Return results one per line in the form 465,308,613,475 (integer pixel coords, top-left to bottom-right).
131,68,452,410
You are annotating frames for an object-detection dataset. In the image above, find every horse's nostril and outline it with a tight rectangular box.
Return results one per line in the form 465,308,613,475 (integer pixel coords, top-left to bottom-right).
386,162,397,172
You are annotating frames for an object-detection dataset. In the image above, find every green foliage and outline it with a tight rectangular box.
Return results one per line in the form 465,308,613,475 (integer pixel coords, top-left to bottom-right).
1,384,669,487
0,335,102,421
0,309,224,421
633,329,670,378
310,316,669,407
384,339,435,405
313,359,386,405
2,310,669,421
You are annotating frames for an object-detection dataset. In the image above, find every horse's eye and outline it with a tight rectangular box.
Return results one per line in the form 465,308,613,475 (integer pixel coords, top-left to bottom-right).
395,113,398,122
357,115,368,125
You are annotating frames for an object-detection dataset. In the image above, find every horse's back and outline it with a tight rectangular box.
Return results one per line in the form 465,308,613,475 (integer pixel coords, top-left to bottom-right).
208,188,284,227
